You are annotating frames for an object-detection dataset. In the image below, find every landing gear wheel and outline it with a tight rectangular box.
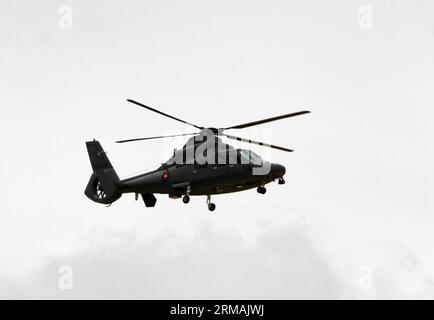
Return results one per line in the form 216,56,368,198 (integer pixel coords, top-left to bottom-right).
257,186,267,194
206,195,216,212
182,195,190,204
278,177,286,185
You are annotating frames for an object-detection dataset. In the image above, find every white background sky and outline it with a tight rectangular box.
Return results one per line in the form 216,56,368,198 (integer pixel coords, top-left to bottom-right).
0,0,433,299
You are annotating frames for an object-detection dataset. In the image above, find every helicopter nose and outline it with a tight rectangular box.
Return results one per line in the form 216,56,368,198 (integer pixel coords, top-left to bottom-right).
271,163,286,178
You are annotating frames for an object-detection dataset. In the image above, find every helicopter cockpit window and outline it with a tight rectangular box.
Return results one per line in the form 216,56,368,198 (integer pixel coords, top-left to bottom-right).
240,149,263,166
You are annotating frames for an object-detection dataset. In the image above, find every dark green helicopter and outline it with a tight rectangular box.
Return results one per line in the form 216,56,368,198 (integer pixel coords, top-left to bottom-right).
85,99,310,211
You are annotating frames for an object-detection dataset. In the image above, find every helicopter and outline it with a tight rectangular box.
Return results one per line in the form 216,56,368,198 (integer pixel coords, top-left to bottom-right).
84,99,310,211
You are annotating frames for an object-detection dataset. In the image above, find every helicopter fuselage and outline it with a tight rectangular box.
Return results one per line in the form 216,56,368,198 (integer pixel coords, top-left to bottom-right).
118,162,286,197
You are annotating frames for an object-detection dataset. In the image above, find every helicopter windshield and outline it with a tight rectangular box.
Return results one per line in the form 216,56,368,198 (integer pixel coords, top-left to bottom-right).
240,149,263,166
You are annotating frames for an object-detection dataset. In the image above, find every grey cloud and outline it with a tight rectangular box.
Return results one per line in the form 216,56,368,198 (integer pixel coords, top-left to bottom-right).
0,224,343,299
371,243,434,299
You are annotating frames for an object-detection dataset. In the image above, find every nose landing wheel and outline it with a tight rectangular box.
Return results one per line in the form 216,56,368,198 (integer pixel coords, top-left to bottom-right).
206,195,216,212
257,186,267,194
278,177,285,185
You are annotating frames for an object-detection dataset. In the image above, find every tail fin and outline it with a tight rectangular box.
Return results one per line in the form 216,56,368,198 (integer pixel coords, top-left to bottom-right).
84,140,122,204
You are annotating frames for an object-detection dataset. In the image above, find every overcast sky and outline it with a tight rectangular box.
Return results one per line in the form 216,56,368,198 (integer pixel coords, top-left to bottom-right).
0,0,433,299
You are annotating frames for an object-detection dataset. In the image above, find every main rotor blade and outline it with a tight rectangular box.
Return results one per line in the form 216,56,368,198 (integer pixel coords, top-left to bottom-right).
116,132,199,144
224,111,310,130
223,134,293,152
126,99,203,130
